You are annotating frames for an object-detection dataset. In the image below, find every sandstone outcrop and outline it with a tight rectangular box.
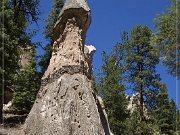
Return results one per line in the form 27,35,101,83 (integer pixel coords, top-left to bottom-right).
23,0,111,134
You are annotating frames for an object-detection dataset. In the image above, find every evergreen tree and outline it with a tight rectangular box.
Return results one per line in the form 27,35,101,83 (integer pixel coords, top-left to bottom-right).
178,111,180,133
11,0,40,23
45,0,64,40
39,0,64,76
169,99,178,132
97,46,129,135
11,48,40,114
0,0,20,123
9,0,40,44
156,84,174,134
0,0,40,122
125,25,161,116
125,109,159,135
154,0,180,78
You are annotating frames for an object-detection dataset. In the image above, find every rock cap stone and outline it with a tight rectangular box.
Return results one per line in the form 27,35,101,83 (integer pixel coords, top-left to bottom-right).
53,0,91,40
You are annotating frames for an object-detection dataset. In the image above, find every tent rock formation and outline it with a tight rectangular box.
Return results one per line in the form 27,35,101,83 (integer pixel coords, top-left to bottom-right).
23,0,111,135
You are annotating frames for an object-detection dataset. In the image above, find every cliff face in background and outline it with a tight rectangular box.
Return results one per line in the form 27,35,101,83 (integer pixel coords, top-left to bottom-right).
127,93,149,119
23,0,111,134
19,46,33,69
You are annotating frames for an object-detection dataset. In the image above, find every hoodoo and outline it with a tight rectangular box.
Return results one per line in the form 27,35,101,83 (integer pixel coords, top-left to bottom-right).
23,0,111,134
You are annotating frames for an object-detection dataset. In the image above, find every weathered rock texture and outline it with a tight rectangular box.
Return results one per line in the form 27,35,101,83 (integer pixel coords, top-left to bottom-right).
23,0,111,135
127,93,149,119
19,46,33,68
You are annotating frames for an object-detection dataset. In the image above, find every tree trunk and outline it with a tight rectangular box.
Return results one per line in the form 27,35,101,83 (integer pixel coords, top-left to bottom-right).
140,88,144,122
14,0,22,22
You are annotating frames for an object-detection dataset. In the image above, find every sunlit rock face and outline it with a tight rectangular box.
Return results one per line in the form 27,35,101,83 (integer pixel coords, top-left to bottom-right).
23,0,111,135
19,46,33,69
127,93,149,119
43,17,86,79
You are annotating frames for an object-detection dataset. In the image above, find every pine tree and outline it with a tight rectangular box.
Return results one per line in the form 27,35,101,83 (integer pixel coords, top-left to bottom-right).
97,46,129,135
39,0,64,76
11,0,40,23
11,48,40,114
45,0,64,40
119,25,161,135
178,111,180,133
0,0,20,123
154,0,180,78
156,84,174,134
123,26,161,134
0,0,40,122
169,99,178,132
124,109,159,135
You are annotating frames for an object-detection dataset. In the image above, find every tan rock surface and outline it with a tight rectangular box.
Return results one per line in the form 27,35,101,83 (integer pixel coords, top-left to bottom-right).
24,74,108,135
23,0,111,134
43,17,85,79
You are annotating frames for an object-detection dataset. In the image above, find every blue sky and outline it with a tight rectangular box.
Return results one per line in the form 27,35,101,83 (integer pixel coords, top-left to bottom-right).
31,0,179,109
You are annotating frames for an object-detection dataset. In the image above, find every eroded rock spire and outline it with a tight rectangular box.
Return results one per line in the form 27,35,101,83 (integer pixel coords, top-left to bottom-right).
23,0,111,134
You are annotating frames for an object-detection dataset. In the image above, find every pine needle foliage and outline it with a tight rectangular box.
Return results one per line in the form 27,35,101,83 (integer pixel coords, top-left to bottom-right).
96,46,129,135
11,49,40,114
154,0,180,78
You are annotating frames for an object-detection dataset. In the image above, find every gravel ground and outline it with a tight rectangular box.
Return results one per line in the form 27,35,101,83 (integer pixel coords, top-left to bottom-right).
0,124,24,135
0,114,27,135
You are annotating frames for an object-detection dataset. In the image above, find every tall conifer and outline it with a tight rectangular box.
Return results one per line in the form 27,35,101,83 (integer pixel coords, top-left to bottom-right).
0,0,40,121
154,0,180,78
97,45,129,135
156,84,177,134
126,25,161,116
